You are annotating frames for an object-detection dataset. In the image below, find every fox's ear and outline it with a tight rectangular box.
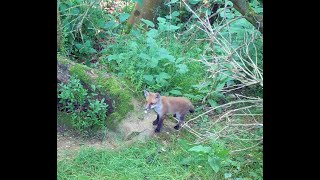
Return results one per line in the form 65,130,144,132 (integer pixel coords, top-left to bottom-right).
143,90,149,97
155,93,161,99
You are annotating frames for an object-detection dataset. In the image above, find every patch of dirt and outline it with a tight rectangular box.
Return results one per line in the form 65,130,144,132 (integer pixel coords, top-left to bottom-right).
57,98,179,158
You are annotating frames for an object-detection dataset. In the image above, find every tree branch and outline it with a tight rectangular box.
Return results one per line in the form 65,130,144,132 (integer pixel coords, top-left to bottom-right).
229,0,263,34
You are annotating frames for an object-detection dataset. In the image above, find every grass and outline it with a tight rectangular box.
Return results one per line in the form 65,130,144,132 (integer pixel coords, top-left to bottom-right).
58,131,262,180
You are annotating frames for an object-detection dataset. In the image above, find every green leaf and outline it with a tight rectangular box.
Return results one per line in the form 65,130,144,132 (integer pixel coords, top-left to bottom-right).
149,58,159,68
105,20,119,30
166,11,180,19
180,157,193,165
176,64,188,74
119,13,130,23
139,53,150,60
208,156,221,173
91,85,96,92
169,90,182,95
141,19,155,28
133,0,143,6
143,75,153,82
226,0,233,6
178,139,191,150
189,0,201,5
70,8,80,15
208,99,222,113
107,54,118,61
208,100,217,107
157,17,166,23
158,72,171,79
165,0,178,5
171,11,180,17
224,173,232,179
147,29,158,38
88,48,97,54
74,43,83,50
188,145,212,153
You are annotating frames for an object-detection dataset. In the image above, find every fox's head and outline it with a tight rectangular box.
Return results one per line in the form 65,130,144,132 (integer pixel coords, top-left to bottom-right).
143,90,161,111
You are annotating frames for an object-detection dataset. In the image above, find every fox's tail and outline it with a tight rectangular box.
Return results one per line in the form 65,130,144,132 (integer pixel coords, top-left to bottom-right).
189,106,195,113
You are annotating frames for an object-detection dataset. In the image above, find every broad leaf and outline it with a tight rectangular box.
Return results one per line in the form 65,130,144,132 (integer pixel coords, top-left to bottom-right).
208,156,221,173
180,157,193,165
141,19,155,28
176,64,188,74
188,145,212,153
143,75,153,82
119,13,130,23
147,29,159,38
169,90,182,95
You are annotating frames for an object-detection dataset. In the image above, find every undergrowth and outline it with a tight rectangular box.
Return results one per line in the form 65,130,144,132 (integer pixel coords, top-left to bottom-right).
58,132,262,180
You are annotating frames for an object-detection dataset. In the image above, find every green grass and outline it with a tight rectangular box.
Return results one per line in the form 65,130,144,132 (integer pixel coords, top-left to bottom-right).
58,133,262,180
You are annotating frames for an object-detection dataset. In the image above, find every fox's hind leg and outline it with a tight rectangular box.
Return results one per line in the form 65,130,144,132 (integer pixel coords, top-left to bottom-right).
174,113,185,130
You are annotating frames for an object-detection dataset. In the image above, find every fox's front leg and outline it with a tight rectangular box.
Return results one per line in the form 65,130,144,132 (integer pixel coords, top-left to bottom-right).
153,114,159,125
155,115,165,133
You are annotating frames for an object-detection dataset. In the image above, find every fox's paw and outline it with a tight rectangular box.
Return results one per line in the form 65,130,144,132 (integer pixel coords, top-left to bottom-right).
155,127,161,133
153,120,158,125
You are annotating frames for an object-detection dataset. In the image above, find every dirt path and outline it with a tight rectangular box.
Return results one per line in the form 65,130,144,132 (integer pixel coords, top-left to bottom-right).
57,99,177,160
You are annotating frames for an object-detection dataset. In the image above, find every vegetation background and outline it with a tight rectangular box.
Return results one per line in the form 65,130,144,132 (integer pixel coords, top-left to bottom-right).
57,0,263,179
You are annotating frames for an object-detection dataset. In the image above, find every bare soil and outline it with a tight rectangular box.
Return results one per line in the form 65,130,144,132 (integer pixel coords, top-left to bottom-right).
57,98,178,160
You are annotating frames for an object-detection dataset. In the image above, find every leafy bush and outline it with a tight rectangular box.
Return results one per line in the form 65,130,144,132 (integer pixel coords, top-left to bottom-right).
58,75,108,134
58,0,131,65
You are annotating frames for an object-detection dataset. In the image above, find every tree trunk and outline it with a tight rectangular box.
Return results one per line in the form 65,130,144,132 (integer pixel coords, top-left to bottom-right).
127,0,165,27
230,0,263,34
57,55,134,129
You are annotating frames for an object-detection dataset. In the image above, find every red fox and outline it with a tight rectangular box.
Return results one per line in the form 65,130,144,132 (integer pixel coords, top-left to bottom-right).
143,90,195,133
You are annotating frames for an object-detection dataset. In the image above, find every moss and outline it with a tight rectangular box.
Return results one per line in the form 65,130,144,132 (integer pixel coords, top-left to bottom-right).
58,55,134,129
96,74,133,129
57,54,70,65
69,64,91,83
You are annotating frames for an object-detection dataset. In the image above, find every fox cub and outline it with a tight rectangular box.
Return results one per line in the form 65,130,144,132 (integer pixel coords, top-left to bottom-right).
143,90,194,133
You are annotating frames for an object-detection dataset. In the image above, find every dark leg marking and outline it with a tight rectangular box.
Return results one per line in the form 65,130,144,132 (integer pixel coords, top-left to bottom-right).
155,117,164,133
153,114,159,125
174,115,185,130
